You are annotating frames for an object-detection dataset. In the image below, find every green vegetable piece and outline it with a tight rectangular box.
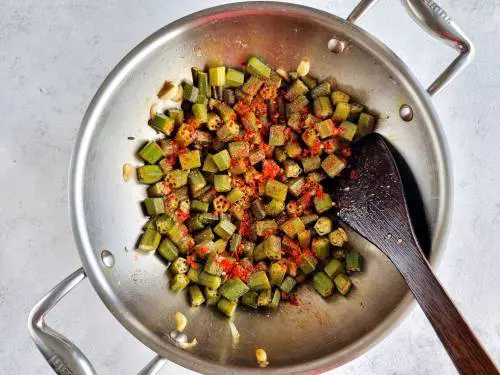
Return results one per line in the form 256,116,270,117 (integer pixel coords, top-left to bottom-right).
302,128,319,149
242,76,264,96
285,79,309,101
171,274,190,293
315,119,335,139
192,103,208,123
288,95,309,113
251,199,267,220
298,230,311,249
195,240,215,258
241,242,255,258
227,188,244,204
144,198,165,216
198,271,222,290
158,238,179,261
300,214,319,227
255,220,277,236
334,274,352,295
168,109,184,126
313,271,334,297
265,179,288,201
166,169,189,188
265,199,285,217
279,276,297,293
199,212,219,225
179,150,201,170
269,289,281,310
217,298,237,317
166,222,184,245
302,74,317,89
288,177,305,197
170,257,188,274
204,288,221,305
202,154,218,173
299,254,318,275
253,242,266,262
301,156,321,173
214,174,232,192
137,165,163,184
333,102,351,122
182,82,199,103
138,228,161,251
314,217,333,236
358,113,375,137
204,252,226,276
280,217,305,239
247,56,271,79
226,68,245,87
249,149,266,165
138,141,164,165
314,194,333,214
321,154,346,178
257,289,272,307
209,66,226,86
346,251,362,273
268,125,286,146
331,90,350,104
213,150,231,171
151,114,175,136
248,271,271,291
189,285,206,306
187,265,202,283
329,228,348,247
264,235,281,261
283,160,302,178
241,291,259,309
339,121,358,141
311,81,331,99
214,239,227,253
348,103,364,122
228,141,250,158
219,278,250,301
314,96,333,118
191,199,209,213
324,259,344,278
147,181,169,197
155,215,174,234
194,227,214,244
287,112,301,132
269,262,287,286
195,71,210,97
188,169,206,193
312,237,330,260
186,215,205,232
214,219,236,240
229,234,242,254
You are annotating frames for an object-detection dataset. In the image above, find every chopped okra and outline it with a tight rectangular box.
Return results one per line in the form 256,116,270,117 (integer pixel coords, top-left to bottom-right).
135,57,375,317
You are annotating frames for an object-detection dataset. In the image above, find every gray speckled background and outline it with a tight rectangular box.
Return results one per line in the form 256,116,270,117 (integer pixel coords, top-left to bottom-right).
1,0,499,374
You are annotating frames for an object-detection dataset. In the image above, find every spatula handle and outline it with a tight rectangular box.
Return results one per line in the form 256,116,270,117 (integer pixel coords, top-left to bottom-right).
393,248,499,374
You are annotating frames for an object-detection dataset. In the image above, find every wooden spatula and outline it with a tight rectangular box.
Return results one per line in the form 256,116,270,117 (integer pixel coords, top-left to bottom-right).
329,133,498,375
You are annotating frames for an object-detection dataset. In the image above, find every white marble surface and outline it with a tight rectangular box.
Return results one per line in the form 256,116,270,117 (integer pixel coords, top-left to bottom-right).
1,0,499,374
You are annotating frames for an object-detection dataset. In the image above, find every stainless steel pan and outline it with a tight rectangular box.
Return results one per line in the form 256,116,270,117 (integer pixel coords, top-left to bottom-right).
28,1,474,374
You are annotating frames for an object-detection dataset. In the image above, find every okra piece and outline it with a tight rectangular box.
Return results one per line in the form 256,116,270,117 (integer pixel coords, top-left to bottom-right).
143,216,158,230
269,262,287,286
195,240,215,258
302,74,317,89
170,257,189,274
288,95,309,113
333,102,351,122
248,271,271,291
214,174,232,192
287,112,301,132
213,195,230,213
202,154,218,173
321,154,346,178
217,298,237,318
147,181,170,197
186,215,205,232
346,251,362,273
314,194,333,214
280,217,305,239
166,222,184,244
227,188,244,204
331,90,350,104
187,265,202,283
268,125,286,146
300,214,319,227
302,128,319,149
182,82,199,103
249,149,266,165
298,230,311,249
279,276,297,293
313,271,334,297
314,96,333,118
206,112,222,131
213,149,231,171
283,160,302,178
171,274,190,293
138,228,161,251
214,239,228,254
253,242,266,261
188,169,206,193
314,217,332,236
265,199,285,217
315,119,335,139
241,241,255,258
229,159,248,176
301,156,321,173
194,227,214,244
269,288,281,310
219,278,250,301
257,289,272,307
158,237,179,261
241,291,259,309
305,113,321,127
324,259,344,279
151,114,175,136
348,103,364,122
192,103,208,123
144,198,165,216
204,287,221,305
191,199,209,213
242,76,264,96
329,228,348,247
338,121,358,141
138,141,164,165
214,219,236,240
310,81,331,99
334,274,352,295
179,150,201,170
209,66,226,86
166,169,189,188
198,271,222,289
265,179,288,201
251,199,267,220
229,233,242,254
288,177,305,197
228,141,250,158
255,220,278,236
226,68,245,87
264,235,281,261
212,100,237,123
358,113,375,137
312,237,330,260
299,254,318,275
189,285,206,306
285,79,309,101
247,56,271,79
168,109,184,126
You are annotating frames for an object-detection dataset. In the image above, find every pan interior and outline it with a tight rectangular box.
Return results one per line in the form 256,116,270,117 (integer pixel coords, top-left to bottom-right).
72,3,449,374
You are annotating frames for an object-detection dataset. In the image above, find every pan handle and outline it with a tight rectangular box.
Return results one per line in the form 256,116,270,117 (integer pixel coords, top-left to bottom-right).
347,0,475,97
28,268,168,375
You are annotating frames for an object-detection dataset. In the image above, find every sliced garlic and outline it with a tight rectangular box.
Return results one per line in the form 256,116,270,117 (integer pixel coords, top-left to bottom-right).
229,321,240,345
255,348,269,367
122,163,134,182
179,338,197,349
296,58,310,77
275,68,289,82
174,312,187,332
158,81,178,100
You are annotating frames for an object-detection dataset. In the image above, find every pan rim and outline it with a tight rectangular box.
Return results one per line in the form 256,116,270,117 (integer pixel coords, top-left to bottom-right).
69,2,452,373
